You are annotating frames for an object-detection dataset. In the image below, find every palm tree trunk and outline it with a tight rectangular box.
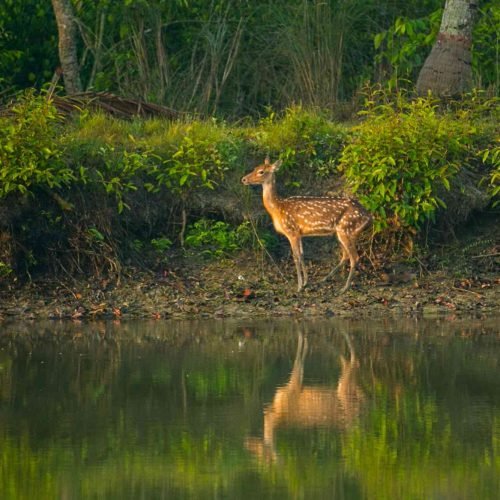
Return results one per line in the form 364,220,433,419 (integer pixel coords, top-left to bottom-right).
416,0,479,96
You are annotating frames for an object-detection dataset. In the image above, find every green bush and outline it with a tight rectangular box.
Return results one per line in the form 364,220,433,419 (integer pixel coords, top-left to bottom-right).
339,93,480,251
64,116,237,203
149,135,225,195
0,260,13,278
0,91,74,198
481,143,500,206
151,236,173,253
0,91,496,277
374,10,442,92
81,147,151,213
184,219,254,258
248,106,347,184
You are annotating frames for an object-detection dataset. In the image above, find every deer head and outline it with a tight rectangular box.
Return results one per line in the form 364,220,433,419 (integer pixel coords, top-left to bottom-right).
241,157,283,186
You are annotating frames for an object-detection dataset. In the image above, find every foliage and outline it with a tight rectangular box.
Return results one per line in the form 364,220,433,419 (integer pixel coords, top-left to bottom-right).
248,106,347,185
137,236,174,265
374,10,442,91
338,90,482,252
0,260,13,278
473,1,500,90
150,236,173,253
79,147,151,213
3,1,498,116
0,0,57,90
66,115,235,201
0,91,74,198
184,218,253,257
481,143,500,206
149,135,225,197
0,89,496,277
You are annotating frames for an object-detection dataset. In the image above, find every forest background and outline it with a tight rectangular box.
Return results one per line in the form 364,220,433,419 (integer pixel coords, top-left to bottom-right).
0,0,498,288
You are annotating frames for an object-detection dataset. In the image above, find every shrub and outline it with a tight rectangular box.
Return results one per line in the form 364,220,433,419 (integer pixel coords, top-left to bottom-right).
79,146,151,213
0,260,13,278
151,236,173,253
147,125,232,242
339,93,480,252
0,90,73,198
248,106,347,185
149,135,225,194
184,219,254,258
481,143,500,206
184,219,238,257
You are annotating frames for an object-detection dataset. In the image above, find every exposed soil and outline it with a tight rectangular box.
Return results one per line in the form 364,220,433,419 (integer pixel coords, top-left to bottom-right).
1,217,498,322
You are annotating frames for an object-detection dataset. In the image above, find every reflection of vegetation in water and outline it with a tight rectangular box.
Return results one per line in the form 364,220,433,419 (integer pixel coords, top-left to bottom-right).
0,319,498,499
343,393,498,499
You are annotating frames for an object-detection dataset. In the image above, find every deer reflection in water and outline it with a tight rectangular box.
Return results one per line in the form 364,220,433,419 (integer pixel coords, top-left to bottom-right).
246,331,365,463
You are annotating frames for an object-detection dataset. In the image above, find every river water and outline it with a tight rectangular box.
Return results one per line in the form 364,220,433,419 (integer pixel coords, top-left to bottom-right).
0,317,498,499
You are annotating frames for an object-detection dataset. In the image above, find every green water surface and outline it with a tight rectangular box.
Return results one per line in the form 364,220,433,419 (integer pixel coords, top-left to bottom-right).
0,317,498,499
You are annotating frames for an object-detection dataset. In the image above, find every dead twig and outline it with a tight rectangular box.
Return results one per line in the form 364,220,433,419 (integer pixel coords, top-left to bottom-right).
452,286,483,298
471,252,500,259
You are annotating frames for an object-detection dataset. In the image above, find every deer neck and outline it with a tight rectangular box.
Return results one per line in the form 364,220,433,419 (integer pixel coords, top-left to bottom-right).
262,178,281,213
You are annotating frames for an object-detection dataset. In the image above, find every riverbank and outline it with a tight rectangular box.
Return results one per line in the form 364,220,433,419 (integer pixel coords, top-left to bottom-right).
1,248,498,322
1,209,498,322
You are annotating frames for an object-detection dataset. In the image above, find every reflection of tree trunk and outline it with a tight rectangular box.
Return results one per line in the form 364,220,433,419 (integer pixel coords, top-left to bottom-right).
51,0,82,94
416,0,478,96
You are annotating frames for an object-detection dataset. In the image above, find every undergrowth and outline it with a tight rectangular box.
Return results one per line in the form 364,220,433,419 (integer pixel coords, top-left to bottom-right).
0,91,497,280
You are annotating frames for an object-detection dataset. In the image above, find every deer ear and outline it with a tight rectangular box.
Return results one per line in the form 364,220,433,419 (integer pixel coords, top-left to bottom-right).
271,159,283,171
264,156,271,165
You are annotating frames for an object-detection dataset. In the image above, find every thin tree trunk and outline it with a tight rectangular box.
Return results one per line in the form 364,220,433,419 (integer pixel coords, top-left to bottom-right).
51,0,82,94
180,204,187,247
416,0,479,96
87,10,106,90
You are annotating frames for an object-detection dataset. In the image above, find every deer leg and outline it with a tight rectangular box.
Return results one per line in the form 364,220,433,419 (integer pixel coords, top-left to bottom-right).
334,213,371,292
299,239,308,288
336,231,359,294
288,236,305,292
322,244,348,283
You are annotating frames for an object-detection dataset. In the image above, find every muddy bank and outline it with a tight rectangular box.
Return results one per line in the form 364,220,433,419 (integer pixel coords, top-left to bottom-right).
2,214,499,321
0,250,498,321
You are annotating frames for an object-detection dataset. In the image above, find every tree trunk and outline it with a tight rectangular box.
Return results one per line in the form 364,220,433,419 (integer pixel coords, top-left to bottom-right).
416,0,479,96
51,0,82,94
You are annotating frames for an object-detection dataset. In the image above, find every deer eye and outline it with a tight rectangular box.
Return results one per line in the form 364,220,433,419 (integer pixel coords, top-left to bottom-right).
258,170,264,175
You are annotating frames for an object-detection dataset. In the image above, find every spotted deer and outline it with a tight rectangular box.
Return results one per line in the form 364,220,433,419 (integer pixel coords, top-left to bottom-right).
241,158,372,293
245,331,364,463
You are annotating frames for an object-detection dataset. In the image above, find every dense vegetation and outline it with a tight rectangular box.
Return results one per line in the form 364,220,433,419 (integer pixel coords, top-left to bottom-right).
0,89,497,279
1,1,498,115
0,1,498,280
